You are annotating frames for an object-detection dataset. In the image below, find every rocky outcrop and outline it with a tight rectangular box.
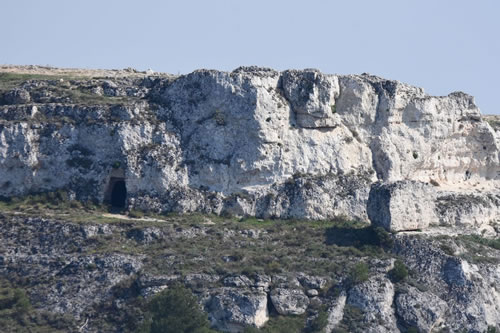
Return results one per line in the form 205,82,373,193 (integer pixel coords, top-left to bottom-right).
0,213,498,332
325,293,346,332
1,66,499,232
367,181,437,231
270,288,310,315
206,288,269,331
368,181,500,232
395,285,447,332
393,235,500,332
346,275,398,333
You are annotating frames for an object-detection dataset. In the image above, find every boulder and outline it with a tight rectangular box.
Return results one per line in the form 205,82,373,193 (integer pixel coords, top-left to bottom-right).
223,275,253,288
346,275,398,332
395,286,447,332
270,288,309,315
297,273,329,290
4,88,31,104
206,288,268,332
367,181,437,232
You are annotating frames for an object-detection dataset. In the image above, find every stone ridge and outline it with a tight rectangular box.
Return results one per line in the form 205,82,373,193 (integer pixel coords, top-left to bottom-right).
0,66,499,233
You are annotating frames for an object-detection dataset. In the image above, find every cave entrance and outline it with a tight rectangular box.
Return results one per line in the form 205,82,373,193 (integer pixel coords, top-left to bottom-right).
111,180,127,207
105,177,127,209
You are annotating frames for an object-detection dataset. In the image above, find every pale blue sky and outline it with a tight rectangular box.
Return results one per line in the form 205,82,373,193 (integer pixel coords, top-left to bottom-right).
2,0,499,114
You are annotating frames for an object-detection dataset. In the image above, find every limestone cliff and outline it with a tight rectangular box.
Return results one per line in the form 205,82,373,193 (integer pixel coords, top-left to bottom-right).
1,65,499,233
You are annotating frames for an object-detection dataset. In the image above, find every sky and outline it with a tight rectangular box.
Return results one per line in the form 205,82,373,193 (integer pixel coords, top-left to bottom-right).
2,0,499,114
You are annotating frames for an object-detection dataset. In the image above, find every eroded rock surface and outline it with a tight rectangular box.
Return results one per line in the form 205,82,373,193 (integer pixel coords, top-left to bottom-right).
0,214,498,332
206,288,269,331
270,288,310,315
1,66,499,232
0,66,499,332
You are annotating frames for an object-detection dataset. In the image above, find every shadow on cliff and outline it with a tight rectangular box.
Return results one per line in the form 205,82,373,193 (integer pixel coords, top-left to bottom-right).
324,225,394,249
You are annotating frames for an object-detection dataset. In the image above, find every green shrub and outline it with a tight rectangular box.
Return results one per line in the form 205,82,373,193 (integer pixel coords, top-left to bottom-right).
307,306,328,332
138,284,215,333
462,235,500,250
373,227,394,248
214,109,226,126
264,261,282,275
0,287,31,314
389,260,408,282
486,326,497,333
335,304,364,332
348,262,369,287
412,151,419,159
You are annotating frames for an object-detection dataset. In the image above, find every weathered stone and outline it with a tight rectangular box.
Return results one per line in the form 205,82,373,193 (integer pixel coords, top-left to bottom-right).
325,293,346,333
395,286,447,332
271,275,301,288
393,234,500,332
270,288,310,315
126,227,163,244
137,274,179,297
206,288,268,332
4,88,31,104
0,211,499,332
184,273,220,288
254,274,271,290
367,181,437,232
223,275,253,288
297,273,329,289
346,275,398,332
0,66,497,232
306,289,319,297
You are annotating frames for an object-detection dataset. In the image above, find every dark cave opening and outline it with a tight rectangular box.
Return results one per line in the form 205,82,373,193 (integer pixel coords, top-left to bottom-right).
110,179,127,208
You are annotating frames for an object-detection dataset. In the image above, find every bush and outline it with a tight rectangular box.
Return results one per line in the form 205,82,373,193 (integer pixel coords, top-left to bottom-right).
348,262,369,287
138,284,215,333
307,306,328,332
486,326,497,333
325,226,393,250
389,260,408,282
373,227,394,248
264,261,282,275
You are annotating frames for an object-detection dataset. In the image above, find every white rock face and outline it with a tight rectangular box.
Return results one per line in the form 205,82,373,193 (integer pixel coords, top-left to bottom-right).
206,287,269,332
270,288,310,315
395,286,447,332
325,293,347,333
346,275,398,333
368,181,437,231
0,67,499,231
